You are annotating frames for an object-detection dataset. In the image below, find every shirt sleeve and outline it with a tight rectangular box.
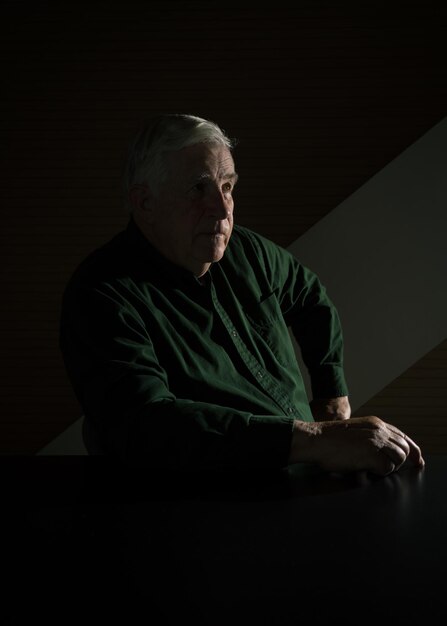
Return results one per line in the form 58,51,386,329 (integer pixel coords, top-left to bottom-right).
59,283,295,472
245,229,349,401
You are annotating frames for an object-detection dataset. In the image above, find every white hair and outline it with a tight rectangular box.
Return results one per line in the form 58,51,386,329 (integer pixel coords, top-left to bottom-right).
123,113,236,208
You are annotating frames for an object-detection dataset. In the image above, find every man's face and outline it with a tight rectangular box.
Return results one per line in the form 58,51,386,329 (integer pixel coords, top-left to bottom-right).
144,142,237,277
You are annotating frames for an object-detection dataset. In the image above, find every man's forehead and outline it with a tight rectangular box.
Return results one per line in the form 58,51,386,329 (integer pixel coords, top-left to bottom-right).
170,142,236,178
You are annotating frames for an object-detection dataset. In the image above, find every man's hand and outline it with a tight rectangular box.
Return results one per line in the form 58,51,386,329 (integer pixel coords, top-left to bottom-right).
309,396,351,421
289,415,425,476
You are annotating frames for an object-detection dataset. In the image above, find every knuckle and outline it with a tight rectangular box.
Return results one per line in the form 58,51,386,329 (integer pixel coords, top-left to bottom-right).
368,415,384,429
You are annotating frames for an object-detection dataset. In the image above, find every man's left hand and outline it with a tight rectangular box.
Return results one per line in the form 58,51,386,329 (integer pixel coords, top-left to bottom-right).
309,396,351,421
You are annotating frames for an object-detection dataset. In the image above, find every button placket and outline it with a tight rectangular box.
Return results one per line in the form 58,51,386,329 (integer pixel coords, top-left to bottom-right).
211,284,297,419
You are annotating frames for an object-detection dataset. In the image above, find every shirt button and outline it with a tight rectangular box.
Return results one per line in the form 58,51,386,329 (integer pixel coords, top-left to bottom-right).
257,371,263,378
232,330,238,337
288,407,294,414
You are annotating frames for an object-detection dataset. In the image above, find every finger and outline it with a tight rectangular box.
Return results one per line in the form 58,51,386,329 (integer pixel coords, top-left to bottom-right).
383,425,425,468
380,441,407,471
388,433,411,457
369,454,396,477
386,434,424,470
403,433,425,467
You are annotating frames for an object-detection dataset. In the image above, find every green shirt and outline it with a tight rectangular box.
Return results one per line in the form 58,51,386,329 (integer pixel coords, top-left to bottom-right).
60,218,348,471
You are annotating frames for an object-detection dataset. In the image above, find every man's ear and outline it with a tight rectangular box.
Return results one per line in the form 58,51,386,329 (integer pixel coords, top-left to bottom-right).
129,184,153,214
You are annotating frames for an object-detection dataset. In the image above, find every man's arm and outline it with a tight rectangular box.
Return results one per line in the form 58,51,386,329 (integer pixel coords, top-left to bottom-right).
250,229,350,408
250,233,425,474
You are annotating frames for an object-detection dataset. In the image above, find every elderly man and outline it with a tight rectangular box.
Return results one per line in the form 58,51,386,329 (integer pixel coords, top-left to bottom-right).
60,113,424,475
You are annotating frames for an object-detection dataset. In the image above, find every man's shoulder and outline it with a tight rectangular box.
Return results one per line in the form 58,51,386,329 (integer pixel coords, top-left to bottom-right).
228,225,288,268
65,226,129,292
230,224,280,254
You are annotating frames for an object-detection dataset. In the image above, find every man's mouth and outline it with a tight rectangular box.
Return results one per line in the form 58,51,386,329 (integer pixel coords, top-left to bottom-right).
200,230,225,237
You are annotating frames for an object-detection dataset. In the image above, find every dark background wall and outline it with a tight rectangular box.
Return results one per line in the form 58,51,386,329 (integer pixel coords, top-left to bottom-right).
1,0,446,454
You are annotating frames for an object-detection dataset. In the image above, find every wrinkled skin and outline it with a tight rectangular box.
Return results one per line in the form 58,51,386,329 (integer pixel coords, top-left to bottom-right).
290,414,424,476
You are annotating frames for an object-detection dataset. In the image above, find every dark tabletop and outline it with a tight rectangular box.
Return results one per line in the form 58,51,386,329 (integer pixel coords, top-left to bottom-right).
3,454,446,625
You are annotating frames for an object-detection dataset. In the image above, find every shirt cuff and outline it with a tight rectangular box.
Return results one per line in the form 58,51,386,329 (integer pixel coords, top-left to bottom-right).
309,365,349,400
244,415,295,469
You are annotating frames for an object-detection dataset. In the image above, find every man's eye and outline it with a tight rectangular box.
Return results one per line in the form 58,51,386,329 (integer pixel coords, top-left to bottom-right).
192,182,206,193
222,183,232,193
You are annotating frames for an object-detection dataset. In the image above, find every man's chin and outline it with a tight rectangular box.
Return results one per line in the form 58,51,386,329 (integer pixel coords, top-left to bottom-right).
195,240,227,263
210,244,227,263
202,252,225,265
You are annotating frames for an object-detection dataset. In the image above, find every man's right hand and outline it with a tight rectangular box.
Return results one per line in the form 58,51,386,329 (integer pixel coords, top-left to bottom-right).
289,415,425,476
